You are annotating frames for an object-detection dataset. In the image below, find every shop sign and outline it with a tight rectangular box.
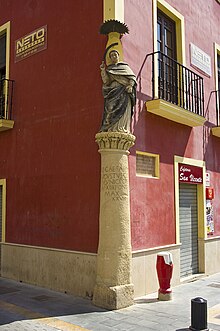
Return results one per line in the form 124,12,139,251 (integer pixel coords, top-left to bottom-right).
190,43,211,76
179,163,203,184
15,25,47,62
206,172,210,187
206,187,214,200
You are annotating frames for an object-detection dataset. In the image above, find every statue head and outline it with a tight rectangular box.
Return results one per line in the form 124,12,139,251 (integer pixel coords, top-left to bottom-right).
109,50,120,64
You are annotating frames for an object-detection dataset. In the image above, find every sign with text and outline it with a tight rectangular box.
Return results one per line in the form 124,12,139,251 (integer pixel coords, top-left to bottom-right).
15,25,47,62
179,163,203,184
190,43,211,76
206,172,211,187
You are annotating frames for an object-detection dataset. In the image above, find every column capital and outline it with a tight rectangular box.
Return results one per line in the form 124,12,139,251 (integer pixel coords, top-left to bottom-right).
95,131,136,151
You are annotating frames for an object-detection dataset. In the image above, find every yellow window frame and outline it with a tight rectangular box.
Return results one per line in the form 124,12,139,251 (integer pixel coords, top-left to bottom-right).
152,0,185,98
214,43,220,102
136,151,160,179
0,22,10,120
0,179,6,243
0,22,10,79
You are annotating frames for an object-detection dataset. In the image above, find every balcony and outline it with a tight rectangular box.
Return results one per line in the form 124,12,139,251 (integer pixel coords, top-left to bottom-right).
211,90,220,137
0,78,14,131
145,52,205,127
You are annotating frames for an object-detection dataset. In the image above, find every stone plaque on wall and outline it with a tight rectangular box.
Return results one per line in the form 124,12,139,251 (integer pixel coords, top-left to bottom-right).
190,43,211,76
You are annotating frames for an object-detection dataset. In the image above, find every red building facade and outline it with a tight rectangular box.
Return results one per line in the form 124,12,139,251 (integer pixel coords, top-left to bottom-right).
0,0,219,300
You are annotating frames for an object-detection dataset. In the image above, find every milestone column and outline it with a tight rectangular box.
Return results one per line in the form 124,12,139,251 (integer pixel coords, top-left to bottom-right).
93,131,135,310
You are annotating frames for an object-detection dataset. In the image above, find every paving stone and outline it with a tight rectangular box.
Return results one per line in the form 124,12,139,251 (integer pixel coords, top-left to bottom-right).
0,274,220,330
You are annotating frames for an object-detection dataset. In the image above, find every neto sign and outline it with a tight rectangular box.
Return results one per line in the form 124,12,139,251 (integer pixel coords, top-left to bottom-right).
179,163,203,184
15,26,47,62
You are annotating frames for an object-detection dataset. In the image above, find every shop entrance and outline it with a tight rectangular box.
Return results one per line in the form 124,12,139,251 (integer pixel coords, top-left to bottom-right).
179,183,198,278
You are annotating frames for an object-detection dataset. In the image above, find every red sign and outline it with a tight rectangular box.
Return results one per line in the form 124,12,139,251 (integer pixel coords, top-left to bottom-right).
179,163,203,184
206,187,214,200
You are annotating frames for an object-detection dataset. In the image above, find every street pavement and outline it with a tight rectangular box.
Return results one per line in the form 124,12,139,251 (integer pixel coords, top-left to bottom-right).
0,273,220,330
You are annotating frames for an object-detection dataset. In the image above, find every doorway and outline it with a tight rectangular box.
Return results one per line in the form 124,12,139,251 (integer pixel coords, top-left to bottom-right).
179,183,199,277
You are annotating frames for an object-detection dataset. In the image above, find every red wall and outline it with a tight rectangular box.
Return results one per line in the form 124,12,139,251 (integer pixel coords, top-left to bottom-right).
0,1,104,252
124,0,220,250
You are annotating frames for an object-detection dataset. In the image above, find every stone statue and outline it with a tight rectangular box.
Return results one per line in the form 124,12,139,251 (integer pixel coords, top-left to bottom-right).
99,50,137,133
99,20,137,133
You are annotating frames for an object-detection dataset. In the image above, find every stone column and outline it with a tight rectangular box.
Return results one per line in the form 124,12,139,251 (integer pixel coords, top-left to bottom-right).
93,131,135,310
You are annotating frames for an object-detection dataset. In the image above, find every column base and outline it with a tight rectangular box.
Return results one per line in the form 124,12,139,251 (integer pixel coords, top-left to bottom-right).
93,284,134,310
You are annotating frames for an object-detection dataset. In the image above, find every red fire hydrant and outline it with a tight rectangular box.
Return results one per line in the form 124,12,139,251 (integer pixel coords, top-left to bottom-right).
156,251,173,301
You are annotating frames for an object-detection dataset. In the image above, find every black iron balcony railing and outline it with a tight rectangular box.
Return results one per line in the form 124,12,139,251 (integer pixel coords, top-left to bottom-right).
0,78,14,120
149,51,204,117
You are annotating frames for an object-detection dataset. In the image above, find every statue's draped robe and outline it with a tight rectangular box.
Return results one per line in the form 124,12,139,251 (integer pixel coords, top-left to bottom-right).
100,62,137,132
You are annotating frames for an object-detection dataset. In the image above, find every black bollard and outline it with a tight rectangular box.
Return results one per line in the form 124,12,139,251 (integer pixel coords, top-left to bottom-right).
189,297,209,331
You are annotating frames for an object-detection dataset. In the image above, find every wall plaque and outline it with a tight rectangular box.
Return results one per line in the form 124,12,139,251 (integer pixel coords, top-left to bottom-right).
190,43,211,76
15,25,47,62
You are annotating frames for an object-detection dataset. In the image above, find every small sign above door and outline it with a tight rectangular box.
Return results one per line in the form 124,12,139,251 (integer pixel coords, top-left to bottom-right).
179,163,203,184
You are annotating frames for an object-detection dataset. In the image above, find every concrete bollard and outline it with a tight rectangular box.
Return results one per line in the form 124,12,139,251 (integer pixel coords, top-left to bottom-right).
189,297,209,331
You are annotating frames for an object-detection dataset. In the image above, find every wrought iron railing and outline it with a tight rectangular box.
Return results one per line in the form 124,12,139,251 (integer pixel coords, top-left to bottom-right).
0,79,14,120
149,51,204,117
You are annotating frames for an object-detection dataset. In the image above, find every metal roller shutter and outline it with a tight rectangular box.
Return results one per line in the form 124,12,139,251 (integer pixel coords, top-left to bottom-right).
179,183,198,278
0,186,2,274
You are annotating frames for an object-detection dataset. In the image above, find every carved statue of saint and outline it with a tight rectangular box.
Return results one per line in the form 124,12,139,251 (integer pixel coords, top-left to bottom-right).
99,50,137,133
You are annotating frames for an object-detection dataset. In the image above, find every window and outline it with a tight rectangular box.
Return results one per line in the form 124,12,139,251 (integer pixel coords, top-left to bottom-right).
0,33,6,80
153,0,186,99
157,10,177,104
0,179,6,244
157,10,176,59
154,0,185,64
214,44,220,127
136,151,160,178
0,33,6,118
0,22,14,126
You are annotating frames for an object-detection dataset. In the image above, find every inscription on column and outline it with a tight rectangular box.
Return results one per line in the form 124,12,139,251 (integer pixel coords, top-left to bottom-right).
102,165,128,201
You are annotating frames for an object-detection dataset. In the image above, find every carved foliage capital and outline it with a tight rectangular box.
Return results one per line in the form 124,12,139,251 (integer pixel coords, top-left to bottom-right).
95,132,135,151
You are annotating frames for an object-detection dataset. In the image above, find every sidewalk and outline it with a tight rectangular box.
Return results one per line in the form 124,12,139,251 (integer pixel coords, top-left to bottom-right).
0,273,220,330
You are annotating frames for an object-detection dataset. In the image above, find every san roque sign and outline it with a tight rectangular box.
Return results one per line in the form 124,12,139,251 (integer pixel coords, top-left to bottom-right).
15,25,47,62
178,163,203,184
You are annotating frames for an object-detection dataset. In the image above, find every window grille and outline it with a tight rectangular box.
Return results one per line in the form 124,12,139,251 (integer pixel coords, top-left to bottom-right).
136,152,159,178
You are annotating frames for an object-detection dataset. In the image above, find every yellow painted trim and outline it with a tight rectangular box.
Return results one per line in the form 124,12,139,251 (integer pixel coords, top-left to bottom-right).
103,0,124,22
146,99,205,127
174,156,206,245
212,127,220,137
0,22,10,79
0,22,10,120
0,179,6,243
152,0,159,97
102,1,124,62
0,119,14,131
214,43,220,128
136,150,160,179
105,32,124,65
153,0,185,98
214,43,220,91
